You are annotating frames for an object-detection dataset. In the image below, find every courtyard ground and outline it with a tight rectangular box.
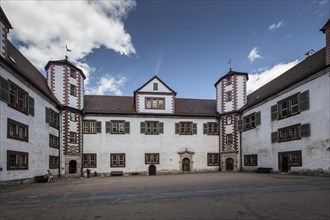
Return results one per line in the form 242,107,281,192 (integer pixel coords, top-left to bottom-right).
0,172,329,220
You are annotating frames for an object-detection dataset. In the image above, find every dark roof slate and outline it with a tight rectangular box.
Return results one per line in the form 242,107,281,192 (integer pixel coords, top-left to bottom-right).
45,59,86,79
245,47,326,109
0,7,12,29
6,42,61,106
84,95,217,117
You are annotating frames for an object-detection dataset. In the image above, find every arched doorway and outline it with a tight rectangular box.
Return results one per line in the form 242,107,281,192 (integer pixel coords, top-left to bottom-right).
182,158,190,171
148,165,156,175
69,160,77,174
226,158,234,171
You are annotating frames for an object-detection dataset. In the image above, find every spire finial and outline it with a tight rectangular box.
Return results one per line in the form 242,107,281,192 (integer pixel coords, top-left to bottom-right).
65,44,71,60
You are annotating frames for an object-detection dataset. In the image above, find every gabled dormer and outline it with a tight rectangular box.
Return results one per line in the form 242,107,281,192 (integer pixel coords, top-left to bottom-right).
0,7,13,59
134,76,176,114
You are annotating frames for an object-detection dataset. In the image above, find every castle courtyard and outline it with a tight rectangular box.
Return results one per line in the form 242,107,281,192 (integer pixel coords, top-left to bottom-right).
0,172,329,220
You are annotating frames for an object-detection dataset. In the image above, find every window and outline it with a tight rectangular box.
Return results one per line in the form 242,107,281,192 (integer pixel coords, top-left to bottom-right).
49,156,59,169
226,116,232,125
203,122,218,135
70,112,76,122
244,154,258,166
207,153,219,166
145,97,165,109
226,134,233,145
49,134,59,148
238,112,261,131
226,77,232,86
70,69,76,79
225,91,232,102
176,122,197,135
153,83,158,91
278,124,300,142
107,121,129,134
83,154,97,168
83,121,96,134
145,153,159,164
271,91,309,121
110,154,125,167
141,121,163,135
272,123,310,143
7,150,28,170
278,94,299,119
45,107,59,129
70,84,76,96
9,81,28,113
7,118,28,142
69,132,76,143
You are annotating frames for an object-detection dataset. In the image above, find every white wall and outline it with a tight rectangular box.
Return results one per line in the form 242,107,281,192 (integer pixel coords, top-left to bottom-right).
241,70,330,172
0,66,60,181
83,116,219,174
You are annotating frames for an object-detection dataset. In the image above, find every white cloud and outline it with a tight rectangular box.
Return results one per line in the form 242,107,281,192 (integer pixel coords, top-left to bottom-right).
268,21,284,30
86,75,127,96
2,0,136,83
247,60,300,94
248,47,262,63
320,0,328,6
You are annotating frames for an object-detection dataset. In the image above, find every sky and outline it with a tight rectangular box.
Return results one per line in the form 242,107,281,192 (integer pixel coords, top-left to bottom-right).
1,0,329,99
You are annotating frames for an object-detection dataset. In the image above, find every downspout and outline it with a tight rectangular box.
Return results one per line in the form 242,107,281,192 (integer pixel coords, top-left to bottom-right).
58,109,62,179
80,108,85,177
217,113,222,171
238,110,243,172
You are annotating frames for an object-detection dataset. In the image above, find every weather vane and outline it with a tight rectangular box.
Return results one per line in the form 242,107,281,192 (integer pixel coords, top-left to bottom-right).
227,58,232,70
65,44,72,60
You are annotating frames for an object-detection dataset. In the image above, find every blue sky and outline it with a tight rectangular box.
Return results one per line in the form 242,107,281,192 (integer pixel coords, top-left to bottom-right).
2,0,329,99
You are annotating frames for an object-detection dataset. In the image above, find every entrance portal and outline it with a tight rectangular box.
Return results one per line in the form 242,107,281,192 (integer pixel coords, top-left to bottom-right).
182,158,190,171
279,154,289,172
149,165,156,175
69,160,77,174
226,158,234,171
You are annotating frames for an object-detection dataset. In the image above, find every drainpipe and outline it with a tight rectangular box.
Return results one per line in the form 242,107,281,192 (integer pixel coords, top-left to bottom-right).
58,109,62,179
80,108,85,177
238,110,243,172
217,113,222,172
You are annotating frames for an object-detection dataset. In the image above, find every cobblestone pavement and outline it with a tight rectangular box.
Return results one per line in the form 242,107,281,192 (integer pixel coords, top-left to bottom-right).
0,172,329,220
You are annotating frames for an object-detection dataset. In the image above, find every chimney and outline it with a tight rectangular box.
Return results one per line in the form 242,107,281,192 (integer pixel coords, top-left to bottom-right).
0,7,13,59
320,19,330,66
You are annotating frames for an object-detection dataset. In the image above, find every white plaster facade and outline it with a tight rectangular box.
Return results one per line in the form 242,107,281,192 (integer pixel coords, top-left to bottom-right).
83,116,219,174
241,69,330,173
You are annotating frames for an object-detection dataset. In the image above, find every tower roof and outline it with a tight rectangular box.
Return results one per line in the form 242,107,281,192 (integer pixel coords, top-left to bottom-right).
45,59,86,79
214,69,249,86
0,7,13,29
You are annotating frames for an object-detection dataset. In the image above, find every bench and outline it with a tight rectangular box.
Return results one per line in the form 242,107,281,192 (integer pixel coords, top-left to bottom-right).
110,171,124,176
256,168,273,173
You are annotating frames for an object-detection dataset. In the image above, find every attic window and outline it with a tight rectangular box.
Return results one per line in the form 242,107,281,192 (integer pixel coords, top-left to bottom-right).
9,56,16,64
117,107,121,109
153,83,158,91
189,108,194,111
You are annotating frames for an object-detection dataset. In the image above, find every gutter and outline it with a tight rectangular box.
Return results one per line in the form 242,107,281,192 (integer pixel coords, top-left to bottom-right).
238,110,243,172
217,113,222,171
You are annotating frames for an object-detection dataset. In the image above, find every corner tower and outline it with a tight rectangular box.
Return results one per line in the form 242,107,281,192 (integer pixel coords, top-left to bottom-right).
215,69,248,171
0,7,12,59
45,59,86,177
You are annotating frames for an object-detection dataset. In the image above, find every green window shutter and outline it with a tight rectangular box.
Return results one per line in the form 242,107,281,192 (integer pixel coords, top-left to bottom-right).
298,90,309,112
96,121,102,133
271,131,278,143
28,96,35,116
106,121,111,133
0,76,9,103
192,123,197,135
271,105,278,121
158,122,164,134
175,123,180,134
45,107,50,124
237,119,243,131
140,122,146,134
124,122,130,134
300,123,310,137
203,123,208,134
255,111,261,126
